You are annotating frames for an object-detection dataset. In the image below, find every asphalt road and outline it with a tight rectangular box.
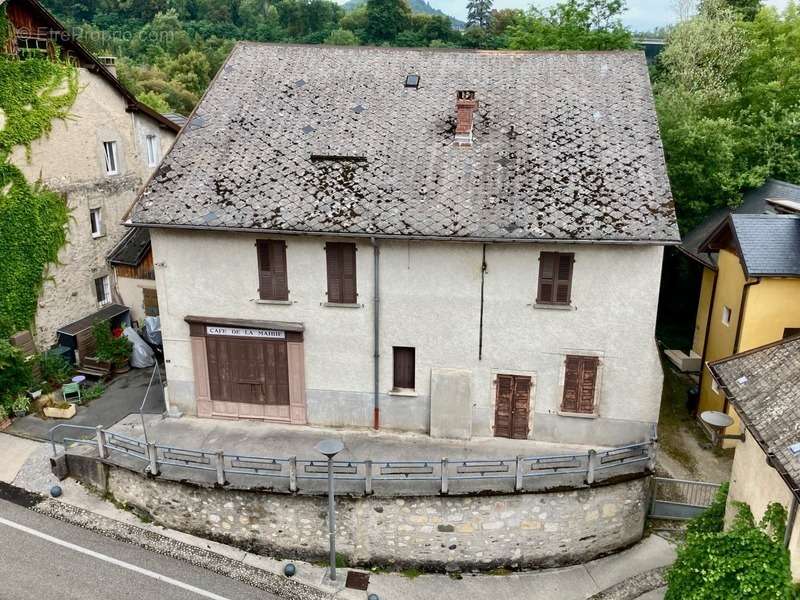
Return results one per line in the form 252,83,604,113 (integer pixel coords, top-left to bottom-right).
0,498,278,600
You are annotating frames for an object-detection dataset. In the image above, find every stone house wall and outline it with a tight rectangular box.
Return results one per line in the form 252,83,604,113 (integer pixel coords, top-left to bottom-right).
8,67,175,347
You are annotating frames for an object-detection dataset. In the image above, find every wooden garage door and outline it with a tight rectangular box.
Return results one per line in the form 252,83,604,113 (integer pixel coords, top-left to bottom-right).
494,374,531,439
206,337,290,419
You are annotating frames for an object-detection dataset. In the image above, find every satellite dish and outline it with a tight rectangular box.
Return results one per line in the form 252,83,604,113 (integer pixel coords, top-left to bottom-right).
700,410,735,429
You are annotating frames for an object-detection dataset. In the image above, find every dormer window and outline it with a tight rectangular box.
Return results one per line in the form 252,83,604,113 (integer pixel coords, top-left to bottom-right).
16,36,50,58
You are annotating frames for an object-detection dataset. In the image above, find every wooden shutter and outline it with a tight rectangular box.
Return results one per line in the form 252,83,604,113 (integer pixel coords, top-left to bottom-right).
142,288,159,316
511,376,531,439
393,347,415,389
257,240,288,301
537,252,574,305
494,375,514,438
561,355,598,414
326,242,357,304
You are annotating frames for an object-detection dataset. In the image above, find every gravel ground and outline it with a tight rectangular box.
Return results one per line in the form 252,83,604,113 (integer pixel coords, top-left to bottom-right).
12,442,63,495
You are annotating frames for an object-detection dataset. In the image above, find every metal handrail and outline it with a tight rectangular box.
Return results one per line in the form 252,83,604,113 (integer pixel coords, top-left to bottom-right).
53,422,657,495
49,423,99,455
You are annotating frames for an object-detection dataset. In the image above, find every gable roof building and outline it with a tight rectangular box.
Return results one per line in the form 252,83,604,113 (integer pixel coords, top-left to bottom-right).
130,44,676,448
130,44,679,244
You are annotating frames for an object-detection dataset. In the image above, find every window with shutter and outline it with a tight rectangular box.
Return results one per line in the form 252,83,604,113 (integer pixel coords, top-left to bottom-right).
392,347,415,390
536,252,574,305
561,355,599,414
256,240,288,301
325,242,357,304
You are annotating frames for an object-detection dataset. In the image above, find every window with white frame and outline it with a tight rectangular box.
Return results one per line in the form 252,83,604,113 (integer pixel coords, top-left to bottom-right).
89,207,103,238
721,305,732,326
95,275,111,306
145,134,160,167
103,141,119,175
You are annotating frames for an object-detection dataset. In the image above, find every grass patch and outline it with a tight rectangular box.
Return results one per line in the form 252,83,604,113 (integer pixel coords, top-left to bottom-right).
487,567,513,576
401,567,423,579
657,357,699,473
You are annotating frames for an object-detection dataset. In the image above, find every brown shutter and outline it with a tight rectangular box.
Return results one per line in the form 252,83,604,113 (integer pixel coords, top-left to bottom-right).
561,355,598,414
578,357,598,414
494,375,514,438
142,288,159,316
326,242,357,304
257,240,288,301
561,356,581,412
393,347,415,389
537,252,555,303
555,253,574,304
511,376,531,439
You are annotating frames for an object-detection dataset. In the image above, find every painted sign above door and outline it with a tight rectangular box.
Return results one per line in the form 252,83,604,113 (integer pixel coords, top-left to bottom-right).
206,326,286,339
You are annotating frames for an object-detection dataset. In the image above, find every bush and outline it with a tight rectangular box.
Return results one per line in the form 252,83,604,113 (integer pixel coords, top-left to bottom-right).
666,497,793,599
686,481,729,536
39,351,73,387
11,395,30,415
93,320,132,365
82,383,105,402
0,339,33,406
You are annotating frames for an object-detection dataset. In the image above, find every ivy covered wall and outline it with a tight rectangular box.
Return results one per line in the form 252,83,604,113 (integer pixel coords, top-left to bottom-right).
0,36,78,338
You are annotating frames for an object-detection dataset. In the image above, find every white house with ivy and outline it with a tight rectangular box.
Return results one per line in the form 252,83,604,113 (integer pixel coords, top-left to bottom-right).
0,0,179,347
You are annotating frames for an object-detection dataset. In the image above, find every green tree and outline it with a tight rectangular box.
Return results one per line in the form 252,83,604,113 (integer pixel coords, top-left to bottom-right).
507,0,633,50
466,0,493,29
701,0,763,21
324,28,360,45
365,0,411,42
137,90,171,112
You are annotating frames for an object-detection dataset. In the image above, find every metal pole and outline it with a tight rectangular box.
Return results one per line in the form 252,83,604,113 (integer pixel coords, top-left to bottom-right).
328,456,337,581
785,495,798,547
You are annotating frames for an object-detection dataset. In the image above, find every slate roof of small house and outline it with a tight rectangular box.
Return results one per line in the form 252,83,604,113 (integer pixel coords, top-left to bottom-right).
727,214,800,277
710,336,800,497
680,179,800,269
129,43,679,243
108,227,150,267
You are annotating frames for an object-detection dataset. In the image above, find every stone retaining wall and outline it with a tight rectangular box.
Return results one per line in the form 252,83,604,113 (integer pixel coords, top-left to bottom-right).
99,464,649,570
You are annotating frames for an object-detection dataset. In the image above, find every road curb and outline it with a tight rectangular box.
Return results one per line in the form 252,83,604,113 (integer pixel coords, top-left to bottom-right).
18,489,361,600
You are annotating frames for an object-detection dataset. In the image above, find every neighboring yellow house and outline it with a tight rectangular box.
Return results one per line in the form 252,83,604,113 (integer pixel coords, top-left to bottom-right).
676,180,800,446
710,336,800,579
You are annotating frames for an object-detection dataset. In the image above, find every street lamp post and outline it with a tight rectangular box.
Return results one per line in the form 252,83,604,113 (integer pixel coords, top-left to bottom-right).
315,439,345,582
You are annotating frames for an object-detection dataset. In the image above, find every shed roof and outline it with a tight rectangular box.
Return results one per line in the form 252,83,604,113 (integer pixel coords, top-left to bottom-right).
710,336,800,498
57,304,130,336
108,227,150,267
129,43,679,244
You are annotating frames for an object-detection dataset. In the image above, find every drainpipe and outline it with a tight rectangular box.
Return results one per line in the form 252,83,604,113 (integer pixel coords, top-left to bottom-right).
370,238,380,430
696,269,718,415
785,495,798,548
478,244,487,361
733,277,761,355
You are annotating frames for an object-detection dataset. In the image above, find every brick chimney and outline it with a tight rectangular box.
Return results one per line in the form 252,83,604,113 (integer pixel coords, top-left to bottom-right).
454,90,478,146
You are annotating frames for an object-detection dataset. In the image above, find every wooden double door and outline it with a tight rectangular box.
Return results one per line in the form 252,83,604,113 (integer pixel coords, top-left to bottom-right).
206,336,290,419
494,374,532,439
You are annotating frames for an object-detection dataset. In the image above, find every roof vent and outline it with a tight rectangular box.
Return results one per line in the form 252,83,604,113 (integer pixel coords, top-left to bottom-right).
454,90,478,147
790,443,800,457
405,74,420,88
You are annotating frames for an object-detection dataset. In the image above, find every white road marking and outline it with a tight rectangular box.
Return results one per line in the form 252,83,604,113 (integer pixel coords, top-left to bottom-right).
0,516,234,600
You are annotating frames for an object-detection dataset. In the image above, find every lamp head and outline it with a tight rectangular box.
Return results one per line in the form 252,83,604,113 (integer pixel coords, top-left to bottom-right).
315,439,345,459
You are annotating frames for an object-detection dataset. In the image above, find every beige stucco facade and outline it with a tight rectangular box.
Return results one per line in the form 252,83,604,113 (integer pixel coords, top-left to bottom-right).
726,430,800,579
8,67,175,346
115,276,157,325
151,228,666,446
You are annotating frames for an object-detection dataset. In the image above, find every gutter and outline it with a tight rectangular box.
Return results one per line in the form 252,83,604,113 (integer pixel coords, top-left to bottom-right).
696,268,719,416
370,237,380,430
733,278,761,354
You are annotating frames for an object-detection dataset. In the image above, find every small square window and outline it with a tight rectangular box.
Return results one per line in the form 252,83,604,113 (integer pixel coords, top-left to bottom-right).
103,141,119,175
721,305,732,326
95,275,111,306
393,347,415,390
145,134,160,167
89,207,103,238
404,74,420,89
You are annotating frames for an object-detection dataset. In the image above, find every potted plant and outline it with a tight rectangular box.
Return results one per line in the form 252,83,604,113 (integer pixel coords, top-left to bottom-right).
43,401,76,419
11,395,30,418
93,320,132,374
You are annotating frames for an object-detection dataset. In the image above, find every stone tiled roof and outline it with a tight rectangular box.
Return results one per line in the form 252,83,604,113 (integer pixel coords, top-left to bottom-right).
711,336,800,496
732,214,800,277
108,227,150,267
680,179,800,269
129,43,679,243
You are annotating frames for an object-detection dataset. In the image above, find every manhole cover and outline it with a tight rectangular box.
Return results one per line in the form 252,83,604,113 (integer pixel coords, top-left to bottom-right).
345,570,370,590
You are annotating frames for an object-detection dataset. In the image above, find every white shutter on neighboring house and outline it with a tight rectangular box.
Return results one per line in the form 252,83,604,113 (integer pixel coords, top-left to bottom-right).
146,135,160,167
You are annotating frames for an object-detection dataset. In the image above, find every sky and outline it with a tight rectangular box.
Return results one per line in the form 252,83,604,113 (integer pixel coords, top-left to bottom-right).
423,0,793,30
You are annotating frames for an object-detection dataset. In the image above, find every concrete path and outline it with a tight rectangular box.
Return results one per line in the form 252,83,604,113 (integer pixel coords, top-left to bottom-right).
110,413,599,463
0,434,40,483
7,367,165,443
